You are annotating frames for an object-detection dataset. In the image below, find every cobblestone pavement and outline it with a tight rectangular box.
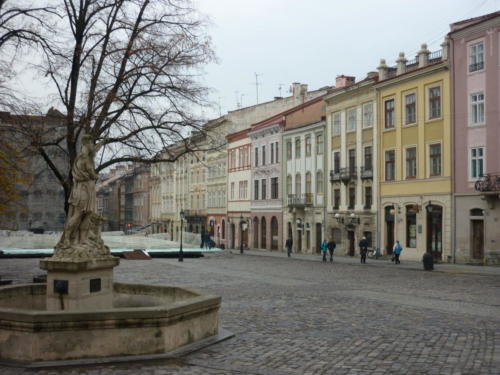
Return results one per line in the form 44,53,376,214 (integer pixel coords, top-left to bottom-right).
0,251,499,375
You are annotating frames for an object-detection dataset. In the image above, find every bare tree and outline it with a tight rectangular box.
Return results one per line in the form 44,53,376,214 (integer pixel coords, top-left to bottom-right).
18,0,219,213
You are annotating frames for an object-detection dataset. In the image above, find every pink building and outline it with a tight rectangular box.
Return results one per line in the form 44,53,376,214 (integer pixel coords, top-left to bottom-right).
450,11,500,264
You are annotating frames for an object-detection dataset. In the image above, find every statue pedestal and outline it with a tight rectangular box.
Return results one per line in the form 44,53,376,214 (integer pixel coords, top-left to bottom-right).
39,257,119,311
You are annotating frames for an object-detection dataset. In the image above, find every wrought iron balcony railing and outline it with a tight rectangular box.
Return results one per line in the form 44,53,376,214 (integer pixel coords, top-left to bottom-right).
340,167,357,183
330,169,341,182
360,166,373,180
287,193,313,207
469,61,484,73
474,173,500,193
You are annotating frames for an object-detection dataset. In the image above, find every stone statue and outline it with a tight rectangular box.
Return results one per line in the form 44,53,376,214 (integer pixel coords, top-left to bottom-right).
54,134,111,260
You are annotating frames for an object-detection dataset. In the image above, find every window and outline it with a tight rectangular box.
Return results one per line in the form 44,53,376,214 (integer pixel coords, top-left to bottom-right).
333,189,340,210
348,187,355,209
469,41,484,72
271,177,278,199
305,136,312,156
295,138,301,158
362,103,373,128
305,172,312,194
286,141,292,160
262,145,266,166
384,99,395,129
430,144,441,176
275,142,279,163
271,143,274,163
470,147,485,179
255,147,259,167
230,182,235,199
333,151,340,173
295,173,301,195
406,205,417,248
316,171,324,194
405,93,416,124
254,180,259,200
287,175,292,194
429,87,441,119
347,108,356,132
230,150,236,169
405,147,417,179
364,146,372,171
385,150,395,181
333,112,341,135
364,186,372,209
261,179,266,200
348,148,356,170
470,92,485,126
316,134,324,154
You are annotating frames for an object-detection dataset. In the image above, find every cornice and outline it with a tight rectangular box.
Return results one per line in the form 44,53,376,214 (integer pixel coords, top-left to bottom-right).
374,62,448,90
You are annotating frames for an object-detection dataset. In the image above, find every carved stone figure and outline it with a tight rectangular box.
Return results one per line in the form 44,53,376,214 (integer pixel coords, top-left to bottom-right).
53,134,111,260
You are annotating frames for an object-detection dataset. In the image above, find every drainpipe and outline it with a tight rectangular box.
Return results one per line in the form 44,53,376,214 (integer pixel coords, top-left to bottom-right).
449,36,456,264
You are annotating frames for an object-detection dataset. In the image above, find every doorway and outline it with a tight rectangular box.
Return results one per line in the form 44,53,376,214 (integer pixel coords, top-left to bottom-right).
230,223,235,249
271,217,279,250
315,223,322,254
296,229,302,252
347,230,355,256
426,205,443,261
471,220,484,259
385,206,395,254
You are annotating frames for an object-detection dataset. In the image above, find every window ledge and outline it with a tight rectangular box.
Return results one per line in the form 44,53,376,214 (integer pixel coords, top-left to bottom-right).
402,123,418,128
425,117,443,124
468,123,486,128
383,128,396,133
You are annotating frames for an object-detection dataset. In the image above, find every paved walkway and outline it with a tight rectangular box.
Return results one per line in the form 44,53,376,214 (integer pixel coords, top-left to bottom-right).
0,251,499,374
235,249,500,277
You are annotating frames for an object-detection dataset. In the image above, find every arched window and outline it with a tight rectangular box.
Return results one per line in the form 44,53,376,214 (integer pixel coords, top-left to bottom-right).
271,217,279,250
253,217,259,248
305,172,312,194
287,175,292,195
470,208,484,216
295,173,301,195
316,170,324,194
221,219,225,239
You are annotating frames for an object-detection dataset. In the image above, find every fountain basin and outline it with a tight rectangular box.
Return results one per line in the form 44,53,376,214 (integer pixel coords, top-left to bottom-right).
0,282,221,364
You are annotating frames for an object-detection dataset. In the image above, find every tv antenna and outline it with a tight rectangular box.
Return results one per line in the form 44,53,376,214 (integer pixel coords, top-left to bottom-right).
254,73,262,104
278,84,285,97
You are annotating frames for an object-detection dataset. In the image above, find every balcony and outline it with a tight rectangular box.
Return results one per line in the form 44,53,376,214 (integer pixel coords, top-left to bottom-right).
339,167,357,183
469,61,484,73
474,174,500,207
287,193,313,208
184,209,207,222
330,170,341,183
360,166,373,180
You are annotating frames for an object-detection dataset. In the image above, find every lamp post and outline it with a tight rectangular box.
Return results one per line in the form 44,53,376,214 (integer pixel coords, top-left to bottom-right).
179,210,185,262
240,214,244,254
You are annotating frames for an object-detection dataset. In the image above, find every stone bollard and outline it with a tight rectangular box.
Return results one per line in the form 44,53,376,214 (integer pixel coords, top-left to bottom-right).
422,252,434,271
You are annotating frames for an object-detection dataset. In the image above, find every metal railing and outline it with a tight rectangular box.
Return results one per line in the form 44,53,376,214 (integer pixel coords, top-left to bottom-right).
474,173,500,192
287,193,313,207
340,167,357,182
469,62,484,72
360,166,373,179
330,169,341,182
428,50,442,62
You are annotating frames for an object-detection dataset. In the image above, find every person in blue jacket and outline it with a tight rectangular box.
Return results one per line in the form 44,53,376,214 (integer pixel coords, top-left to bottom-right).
320,239,328,262
393,240,403,264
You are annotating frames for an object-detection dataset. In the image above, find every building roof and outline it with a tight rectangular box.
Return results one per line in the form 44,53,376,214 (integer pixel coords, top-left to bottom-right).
449,10,500,33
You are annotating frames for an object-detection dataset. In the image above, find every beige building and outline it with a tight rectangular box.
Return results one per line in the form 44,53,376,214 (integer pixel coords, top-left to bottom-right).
325,74,379,256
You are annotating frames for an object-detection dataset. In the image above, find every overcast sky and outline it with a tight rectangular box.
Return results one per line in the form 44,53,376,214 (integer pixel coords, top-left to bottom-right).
195,0,500,118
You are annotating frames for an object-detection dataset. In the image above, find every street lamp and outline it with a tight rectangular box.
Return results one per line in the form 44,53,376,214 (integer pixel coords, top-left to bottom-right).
334,213,344,224
179,210,185,262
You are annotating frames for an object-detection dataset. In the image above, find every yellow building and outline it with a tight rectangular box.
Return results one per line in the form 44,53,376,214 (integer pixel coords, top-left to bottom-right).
375,41,452,261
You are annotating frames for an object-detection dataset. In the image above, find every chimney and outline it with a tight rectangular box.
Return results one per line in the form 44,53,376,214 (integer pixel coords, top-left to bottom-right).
441,36,449,60
335,75,355,88
377,59,388,81
418,43,430,67
396,52,407,75
292,82,302,99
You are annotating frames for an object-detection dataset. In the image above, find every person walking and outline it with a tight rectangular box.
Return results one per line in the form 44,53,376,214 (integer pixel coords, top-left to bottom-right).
393,240,403,264
359,236,368,264
285,238,293,257
327,239,336,263
321,239,328,262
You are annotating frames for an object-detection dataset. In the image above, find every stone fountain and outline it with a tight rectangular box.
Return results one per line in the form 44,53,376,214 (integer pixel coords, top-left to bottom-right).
0,135,226,366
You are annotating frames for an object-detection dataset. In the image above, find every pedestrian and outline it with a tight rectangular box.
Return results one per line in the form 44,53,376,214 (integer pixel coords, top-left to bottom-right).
393,240,403,264
321,239,328,262
359,236,368,264
327,239,336,263
285,238,293,257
